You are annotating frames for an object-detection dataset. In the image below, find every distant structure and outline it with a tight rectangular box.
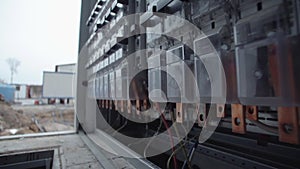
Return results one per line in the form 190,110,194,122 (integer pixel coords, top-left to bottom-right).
14,84,42,100
0,83,15,103
55,63,76,73
43,63,76,104
14,84,27,99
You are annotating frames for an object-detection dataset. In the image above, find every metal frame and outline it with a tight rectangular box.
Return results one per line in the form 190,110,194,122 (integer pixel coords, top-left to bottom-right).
0,130,76,141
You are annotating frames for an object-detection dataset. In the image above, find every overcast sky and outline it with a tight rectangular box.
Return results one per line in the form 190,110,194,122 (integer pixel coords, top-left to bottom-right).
0,0,81,85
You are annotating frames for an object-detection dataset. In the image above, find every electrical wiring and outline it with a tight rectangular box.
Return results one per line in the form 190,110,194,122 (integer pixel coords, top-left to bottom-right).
248,119,278,134
167,143,187,169
105,113,121,133
112,118,128,136
127,126,148,148
156,103,178,169
95,103,121,133
181,140,199,169
143,117,163,157
167,103,199,168
181,106,202,169
171,118,192,169
167,135,199,169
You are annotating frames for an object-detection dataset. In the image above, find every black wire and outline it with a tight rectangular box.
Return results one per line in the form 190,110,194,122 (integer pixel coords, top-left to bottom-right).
143,117,163,157
181,140,199,169
248,119,278,134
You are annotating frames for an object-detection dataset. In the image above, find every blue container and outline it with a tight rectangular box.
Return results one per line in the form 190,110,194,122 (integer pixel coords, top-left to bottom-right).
0,84,15,102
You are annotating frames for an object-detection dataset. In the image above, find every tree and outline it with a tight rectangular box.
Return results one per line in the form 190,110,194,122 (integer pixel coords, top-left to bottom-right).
6,58,20,84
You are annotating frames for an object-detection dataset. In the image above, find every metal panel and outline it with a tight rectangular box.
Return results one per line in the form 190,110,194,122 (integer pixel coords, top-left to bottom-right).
115,68,122,99
113,59,128,100
56,64,76,73
236,35,300,106
166,60,196,103
42,72,75,98
148,51,167,102
109,69,116,99
14,85,27,99
103,72,110,99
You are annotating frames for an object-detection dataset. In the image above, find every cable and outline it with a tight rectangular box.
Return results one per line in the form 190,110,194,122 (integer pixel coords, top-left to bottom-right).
169,103,202,169
181,106,202,169
156,103,178,169
167,135,199,169
112,118,128,136
167,143,186,169
143,117,163,157
248,119,278,134
181,140,199,169
171,118,192,169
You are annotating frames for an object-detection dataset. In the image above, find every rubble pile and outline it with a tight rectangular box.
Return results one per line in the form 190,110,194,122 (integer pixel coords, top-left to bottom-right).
0,101,74,136
0,101,40,136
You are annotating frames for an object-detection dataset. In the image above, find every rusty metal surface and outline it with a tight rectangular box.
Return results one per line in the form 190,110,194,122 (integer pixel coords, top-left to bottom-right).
278,107,299,144
143,99,148,111
231,104,246,134
127,100,131,114
136,100,141,115
246,106,258,121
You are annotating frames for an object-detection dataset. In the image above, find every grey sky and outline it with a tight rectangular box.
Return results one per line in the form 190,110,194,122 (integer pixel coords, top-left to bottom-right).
0,0,81,85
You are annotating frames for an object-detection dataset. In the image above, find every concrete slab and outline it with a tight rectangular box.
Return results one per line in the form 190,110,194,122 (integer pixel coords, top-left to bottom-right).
0,134,103,169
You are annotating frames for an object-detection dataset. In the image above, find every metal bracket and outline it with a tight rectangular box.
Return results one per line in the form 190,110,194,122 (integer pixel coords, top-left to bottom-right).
136,100,141,115
109,100,113,110
176,103,184,123
278,107,299,144
115,100,119,111
121,100,124,112
143,99,148,111
217,104,225,118
106,100,109,109
101,100,105,109
198,103,206,127
127,100,132,114
231,104,246,134
246,105,258,121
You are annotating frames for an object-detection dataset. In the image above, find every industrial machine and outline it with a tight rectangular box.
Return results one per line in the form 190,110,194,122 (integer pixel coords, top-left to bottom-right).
77,0,300,168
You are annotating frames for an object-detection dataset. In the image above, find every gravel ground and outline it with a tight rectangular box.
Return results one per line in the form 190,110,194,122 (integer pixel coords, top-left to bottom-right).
0,101,74,136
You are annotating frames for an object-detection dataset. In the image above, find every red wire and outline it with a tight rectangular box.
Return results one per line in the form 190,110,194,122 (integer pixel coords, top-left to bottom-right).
156,103,178,169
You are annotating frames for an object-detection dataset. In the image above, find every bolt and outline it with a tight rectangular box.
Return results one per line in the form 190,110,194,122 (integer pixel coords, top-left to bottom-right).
283,123,293,134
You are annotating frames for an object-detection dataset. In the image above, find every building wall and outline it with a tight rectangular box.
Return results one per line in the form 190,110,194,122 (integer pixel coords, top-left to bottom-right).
0,84,15,102
56,64,76,73
29,85,42,99
78,0,98,52
14,84,27,99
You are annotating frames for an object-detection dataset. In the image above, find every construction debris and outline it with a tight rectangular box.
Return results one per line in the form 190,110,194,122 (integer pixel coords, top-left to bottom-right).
0,100,74,136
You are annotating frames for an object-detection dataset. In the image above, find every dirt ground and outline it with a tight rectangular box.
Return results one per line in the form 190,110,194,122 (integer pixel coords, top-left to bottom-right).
0,101,74,136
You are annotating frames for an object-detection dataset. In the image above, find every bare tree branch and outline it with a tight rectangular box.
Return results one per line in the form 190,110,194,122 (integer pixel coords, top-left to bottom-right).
6,58,21,84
